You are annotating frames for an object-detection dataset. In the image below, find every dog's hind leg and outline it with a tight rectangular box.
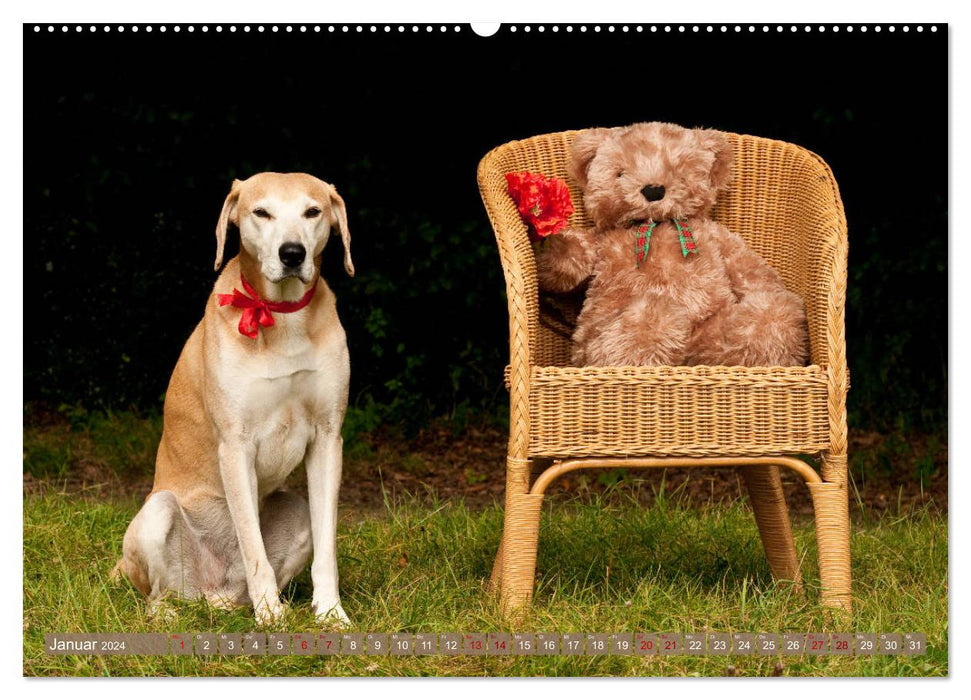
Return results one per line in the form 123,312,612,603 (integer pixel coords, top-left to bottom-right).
200,493,311,613
260,490,313,591
118,490,202,613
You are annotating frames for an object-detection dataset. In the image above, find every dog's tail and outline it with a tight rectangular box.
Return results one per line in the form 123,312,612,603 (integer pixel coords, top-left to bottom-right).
110,555,151,596
109,557,126,583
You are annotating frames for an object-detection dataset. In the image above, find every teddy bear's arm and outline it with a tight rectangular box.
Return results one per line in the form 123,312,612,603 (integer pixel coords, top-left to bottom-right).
715,226,790,298
535,227,599,293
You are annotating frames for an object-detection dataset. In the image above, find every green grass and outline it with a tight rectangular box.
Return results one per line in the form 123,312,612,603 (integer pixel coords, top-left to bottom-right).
23,488,947,677
23,407,162,480
21,404,444,482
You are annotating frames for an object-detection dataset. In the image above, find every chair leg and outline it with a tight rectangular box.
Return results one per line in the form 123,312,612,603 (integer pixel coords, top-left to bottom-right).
498,492,545,618
489,458,553,593
740,465,801,587
808,479,853,614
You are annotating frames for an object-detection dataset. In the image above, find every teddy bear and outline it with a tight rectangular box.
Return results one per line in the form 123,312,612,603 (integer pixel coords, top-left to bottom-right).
535,121,808,367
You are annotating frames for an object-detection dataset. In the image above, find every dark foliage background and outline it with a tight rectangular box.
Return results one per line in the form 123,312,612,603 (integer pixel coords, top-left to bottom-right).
24,24,946,441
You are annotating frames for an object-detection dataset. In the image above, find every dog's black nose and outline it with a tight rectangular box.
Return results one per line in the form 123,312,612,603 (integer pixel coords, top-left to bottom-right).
641,184,666,202
279,242,306,268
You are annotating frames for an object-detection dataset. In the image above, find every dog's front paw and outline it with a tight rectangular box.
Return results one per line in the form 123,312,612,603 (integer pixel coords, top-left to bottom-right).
313,600,351,629
254,597,288,626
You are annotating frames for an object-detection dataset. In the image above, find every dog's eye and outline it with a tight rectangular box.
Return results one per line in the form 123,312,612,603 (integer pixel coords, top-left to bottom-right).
303,207,322,219
253,208,271,219
616,171,625,179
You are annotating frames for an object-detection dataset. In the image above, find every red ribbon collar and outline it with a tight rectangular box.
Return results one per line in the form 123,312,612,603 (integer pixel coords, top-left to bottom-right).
217,274,316,339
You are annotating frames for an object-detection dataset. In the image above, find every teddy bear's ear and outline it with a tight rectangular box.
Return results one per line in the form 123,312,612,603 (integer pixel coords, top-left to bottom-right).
697,129,733,192
568,127,613,188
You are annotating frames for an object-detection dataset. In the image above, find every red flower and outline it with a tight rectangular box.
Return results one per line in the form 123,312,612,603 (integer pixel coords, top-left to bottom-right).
505,172,574,242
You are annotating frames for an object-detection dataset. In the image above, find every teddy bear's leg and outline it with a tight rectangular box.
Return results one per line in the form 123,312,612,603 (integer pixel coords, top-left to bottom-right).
686,290,808,367
572,294,691,366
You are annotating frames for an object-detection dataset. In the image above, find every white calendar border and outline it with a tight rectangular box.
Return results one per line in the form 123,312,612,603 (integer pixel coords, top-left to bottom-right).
8,0,963,697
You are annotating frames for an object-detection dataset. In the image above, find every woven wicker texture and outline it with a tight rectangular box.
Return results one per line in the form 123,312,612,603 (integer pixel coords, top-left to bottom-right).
528,365,829,458
741,465,802,586
477,128,851,617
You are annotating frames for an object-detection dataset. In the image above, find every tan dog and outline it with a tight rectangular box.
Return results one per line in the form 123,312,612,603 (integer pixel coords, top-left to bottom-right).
114,172,355,626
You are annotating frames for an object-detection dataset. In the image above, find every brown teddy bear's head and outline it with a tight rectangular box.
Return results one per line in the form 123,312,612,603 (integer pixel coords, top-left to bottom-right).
569,122,733,227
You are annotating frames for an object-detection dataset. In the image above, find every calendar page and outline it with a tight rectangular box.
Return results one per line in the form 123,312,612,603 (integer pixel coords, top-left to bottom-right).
21,12,948,680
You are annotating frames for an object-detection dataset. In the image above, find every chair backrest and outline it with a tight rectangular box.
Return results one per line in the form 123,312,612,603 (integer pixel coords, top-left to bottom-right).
479,128,847,368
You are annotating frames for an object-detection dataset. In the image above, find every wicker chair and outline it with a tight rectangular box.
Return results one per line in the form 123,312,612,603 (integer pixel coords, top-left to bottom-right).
477,129,851,617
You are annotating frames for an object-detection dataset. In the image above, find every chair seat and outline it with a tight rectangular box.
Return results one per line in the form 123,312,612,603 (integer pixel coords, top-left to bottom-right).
507,364,830,458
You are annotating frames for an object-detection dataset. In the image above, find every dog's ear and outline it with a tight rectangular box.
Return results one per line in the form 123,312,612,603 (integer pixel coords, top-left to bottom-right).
328,185,354,277
568,127,612,189
214,179,242,271
697,129,733,192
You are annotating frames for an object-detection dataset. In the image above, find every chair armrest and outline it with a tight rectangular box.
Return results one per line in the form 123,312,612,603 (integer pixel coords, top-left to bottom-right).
477,142,543,371
793,148,849,470
478,142,547,460
783,148,849,375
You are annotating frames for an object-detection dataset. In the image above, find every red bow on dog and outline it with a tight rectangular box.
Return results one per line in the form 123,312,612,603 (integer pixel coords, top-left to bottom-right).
218,274,316,339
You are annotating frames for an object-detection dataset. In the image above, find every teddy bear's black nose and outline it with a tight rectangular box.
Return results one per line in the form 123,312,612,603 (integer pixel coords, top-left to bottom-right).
641,184,666,202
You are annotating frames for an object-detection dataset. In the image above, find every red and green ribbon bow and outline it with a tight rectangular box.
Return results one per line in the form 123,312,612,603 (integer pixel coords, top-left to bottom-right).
631,220,657,266
674,218,698,257
629,218,698,266
217,273,316,339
